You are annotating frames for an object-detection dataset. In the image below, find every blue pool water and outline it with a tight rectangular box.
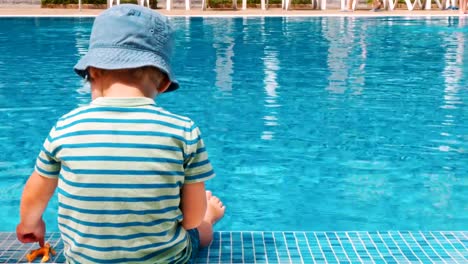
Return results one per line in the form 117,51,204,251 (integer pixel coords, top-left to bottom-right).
0,17,466,232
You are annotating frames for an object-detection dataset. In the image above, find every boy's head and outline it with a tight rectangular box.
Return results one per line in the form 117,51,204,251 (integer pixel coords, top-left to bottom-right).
74,4,178,93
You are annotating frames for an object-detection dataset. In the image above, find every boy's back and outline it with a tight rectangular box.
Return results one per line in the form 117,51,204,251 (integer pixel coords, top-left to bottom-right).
36,97,214,262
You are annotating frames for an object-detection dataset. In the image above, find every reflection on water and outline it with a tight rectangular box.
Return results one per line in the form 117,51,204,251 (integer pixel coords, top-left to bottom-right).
324,17,356,94
439,20,464,156
74,19,93,107
212,19,235,93
262,18,280,141
0,17,467,231
261,50,280,141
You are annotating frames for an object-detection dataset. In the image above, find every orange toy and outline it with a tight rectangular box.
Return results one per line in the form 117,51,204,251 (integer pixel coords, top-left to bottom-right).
25,243,56,263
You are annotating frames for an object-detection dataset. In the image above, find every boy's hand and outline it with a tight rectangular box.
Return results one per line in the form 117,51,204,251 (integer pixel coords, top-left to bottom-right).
17,171,57,247
16,219,45,247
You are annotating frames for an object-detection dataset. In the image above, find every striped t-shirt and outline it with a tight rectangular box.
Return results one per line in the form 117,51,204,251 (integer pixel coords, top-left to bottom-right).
35,97,215,263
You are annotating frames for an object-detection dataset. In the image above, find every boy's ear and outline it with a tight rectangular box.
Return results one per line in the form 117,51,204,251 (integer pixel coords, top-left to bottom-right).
157,77,171,94
88,67,102,81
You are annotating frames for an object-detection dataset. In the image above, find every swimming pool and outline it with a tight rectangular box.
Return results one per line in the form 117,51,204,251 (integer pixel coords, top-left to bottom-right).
0,17,466,233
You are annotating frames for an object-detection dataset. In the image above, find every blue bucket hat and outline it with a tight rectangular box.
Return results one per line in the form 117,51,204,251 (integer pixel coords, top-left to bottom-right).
74,4,179,92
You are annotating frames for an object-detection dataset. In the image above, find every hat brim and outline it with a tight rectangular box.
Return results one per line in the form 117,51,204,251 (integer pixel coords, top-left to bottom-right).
74,47,179,93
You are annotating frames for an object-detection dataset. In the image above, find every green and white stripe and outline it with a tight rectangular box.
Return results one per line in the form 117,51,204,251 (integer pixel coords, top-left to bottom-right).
35,97,214,263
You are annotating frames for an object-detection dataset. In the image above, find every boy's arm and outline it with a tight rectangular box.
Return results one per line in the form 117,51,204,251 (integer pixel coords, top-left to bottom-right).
181,122,214,230
180,182,207,230
17,171,58,246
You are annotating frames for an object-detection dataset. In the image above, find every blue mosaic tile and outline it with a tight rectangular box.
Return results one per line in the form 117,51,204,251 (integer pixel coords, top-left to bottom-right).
0,231,467,263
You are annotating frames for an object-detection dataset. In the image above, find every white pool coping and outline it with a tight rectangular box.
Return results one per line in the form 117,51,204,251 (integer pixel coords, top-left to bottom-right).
0,6,466,17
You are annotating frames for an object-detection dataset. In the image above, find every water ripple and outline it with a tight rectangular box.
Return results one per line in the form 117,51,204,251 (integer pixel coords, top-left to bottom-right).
0,17,466,232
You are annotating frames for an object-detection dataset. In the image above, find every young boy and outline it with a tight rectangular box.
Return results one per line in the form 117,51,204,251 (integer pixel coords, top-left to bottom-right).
16,4,225,263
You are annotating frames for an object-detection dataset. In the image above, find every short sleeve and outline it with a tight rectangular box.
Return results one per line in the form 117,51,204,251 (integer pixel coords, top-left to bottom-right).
35,126,61,179
184,122,215,184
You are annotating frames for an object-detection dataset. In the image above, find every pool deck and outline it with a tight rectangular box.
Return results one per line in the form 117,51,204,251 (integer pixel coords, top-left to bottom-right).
0,5,466,17
1,231,467,263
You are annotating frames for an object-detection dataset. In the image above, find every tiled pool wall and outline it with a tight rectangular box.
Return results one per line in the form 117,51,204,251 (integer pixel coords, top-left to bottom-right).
0,231,467,263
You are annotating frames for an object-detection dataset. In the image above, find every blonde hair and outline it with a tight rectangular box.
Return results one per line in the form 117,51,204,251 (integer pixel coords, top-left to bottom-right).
88,66,168,91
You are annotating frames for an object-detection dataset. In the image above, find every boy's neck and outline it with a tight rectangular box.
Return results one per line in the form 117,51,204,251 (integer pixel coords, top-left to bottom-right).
92,82,156,100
